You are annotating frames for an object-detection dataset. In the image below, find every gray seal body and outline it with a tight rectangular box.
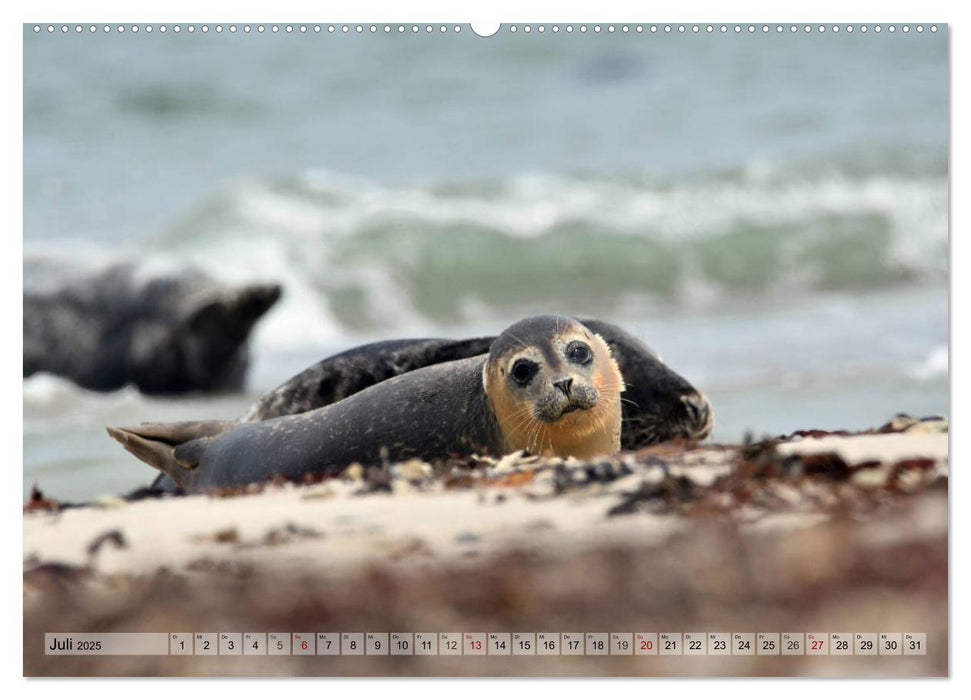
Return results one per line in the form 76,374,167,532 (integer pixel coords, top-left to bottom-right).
24,260,281,394
243,337,495,421
244,318,711,449
109,355,501,492
111,317,712,494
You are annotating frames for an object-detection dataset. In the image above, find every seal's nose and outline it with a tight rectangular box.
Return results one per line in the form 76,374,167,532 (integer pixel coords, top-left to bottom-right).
553,377,574,396
681,393,712,436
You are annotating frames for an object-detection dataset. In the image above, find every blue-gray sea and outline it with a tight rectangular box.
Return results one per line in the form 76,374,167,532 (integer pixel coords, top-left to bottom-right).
23,25,949,500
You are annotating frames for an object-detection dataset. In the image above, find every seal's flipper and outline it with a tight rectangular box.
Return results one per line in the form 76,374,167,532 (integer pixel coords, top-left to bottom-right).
106,420,232,489
117,420,234,443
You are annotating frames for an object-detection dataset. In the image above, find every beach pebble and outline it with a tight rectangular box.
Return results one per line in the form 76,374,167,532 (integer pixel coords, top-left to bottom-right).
885,414,948,434
906,416,949,434
342,463,364,482
300,483,336,500
191,527,240,545
771,483,805,507
488,450,528,476
90,495,128,510
604,473,648,495
523,472,558,498
895,468,926,492
260,523,322,546
569,467,589,484
851,466,891,488
393,459,433,482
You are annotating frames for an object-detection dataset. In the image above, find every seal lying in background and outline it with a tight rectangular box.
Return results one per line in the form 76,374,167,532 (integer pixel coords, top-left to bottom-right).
108,315,630,492
24,261,281,394
243,318,712,450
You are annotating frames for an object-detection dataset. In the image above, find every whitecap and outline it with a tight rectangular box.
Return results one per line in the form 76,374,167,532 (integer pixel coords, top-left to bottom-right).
910,345,949,380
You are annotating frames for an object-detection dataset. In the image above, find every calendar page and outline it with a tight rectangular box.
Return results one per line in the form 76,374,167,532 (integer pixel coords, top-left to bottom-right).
22,19,948,678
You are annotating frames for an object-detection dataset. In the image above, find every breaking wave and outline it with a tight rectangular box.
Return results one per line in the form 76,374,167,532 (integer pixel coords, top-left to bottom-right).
26,151,947,353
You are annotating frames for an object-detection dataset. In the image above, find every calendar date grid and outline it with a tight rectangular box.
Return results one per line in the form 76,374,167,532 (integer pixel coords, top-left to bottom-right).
45,632,927,657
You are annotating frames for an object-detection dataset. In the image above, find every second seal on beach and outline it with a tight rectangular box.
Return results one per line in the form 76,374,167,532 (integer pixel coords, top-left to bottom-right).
107,315,626,492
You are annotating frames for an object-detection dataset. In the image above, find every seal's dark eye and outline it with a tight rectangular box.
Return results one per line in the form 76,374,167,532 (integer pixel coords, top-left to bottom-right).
510,359,539,386
566,341,592,365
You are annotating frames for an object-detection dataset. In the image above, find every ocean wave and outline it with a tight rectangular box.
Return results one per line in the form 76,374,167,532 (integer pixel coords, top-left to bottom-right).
910,345,949,381
23,373,145,427
24,154,947,353
23,373,254,430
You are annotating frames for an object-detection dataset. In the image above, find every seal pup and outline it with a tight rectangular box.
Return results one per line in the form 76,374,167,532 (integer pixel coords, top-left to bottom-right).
483,315,624,459
24,260,281,394
107,315,625,492
243,318,712,447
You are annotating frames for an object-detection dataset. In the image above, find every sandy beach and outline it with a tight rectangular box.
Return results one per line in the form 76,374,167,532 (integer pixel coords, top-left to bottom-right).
23,417,948,676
